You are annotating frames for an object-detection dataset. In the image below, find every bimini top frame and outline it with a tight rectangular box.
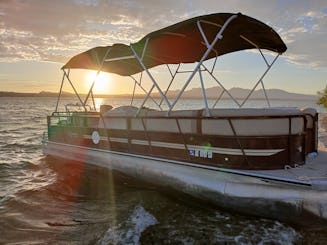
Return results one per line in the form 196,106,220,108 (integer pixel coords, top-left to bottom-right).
55,12,287,115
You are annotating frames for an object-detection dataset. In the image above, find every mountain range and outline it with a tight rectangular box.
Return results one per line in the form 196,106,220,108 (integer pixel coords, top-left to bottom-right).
0,87,317,101
155,86,317,101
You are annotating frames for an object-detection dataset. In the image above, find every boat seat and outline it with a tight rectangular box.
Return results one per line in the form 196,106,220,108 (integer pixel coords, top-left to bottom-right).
202,108,306,136
99,104,113,114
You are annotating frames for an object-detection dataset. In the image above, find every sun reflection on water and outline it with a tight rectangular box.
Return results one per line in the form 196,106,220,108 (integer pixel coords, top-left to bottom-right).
94,98,104,111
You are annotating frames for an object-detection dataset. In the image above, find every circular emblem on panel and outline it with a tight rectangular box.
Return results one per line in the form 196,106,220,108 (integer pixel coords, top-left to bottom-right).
91,130,100,144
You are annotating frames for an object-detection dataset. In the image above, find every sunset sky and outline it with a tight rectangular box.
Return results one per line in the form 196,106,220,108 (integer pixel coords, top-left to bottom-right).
0,0,327,95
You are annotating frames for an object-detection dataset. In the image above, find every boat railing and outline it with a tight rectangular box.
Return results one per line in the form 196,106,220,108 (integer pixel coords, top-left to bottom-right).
49,111,100,127
46,107,318,168
64,103,92,112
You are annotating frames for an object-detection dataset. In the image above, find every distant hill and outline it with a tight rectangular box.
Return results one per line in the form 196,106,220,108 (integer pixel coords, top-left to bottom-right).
229,87,317,101
160,86,317,101
0,87,317,101
0,91,142,98
0,91,72,97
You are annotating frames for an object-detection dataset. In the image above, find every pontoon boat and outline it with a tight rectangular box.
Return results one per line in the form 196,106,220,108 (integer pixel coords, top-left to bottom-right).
43,13,327,225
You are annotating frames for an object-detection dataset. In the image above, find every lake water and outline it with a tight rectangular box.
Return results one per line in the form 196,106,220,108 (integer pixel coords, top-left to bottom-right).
1,97,327,244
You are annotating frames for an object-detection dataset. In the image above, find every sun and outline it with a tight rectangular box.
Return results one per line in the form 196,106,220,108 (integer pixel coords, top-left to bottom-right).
87,71,112,94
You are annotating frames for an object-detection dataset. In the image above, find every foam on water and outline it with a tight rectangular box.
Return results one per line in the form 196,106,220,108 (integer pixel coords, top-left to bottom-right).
135,196,304,244
97,205,158,245
232,220,299,245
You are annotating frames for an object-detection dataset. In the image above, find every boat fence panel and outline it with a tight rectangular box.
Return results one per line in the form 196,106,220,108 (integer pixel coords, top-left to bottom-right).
131,119,145,131
177,119,198,134
46,111,311,169
202,119,234,136
146,118,180,133
98,118,127,130
231,118,302,136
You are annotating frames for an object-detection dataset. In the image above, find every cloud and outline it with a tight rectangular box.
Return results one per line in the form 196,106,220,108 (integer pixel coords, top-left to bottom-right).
0,0,326,68
279,9,327,67
0,0,190,63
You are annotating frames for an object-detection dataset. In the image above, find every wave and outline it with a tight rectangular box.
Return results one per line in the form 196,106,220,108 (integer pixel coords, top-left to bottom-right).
233,220,299,244
1,142,42,150
0,162,56,207
97,205,158,245
132,200,300,244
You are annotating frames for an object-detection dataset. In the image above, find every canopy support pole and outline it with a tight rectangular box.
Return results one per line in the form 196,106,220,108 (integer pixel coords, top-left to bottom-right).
202,64,241,107
197,21,210,48
168,14,238,113
84,47,111,109
240,53,280,107
261,79,271,107
212,90,225,108
91,90,96,111
211,56,218,74
84,69,101,108
198,69,210,116
55,72,66,112
136,84,156,116
131,78,137,106
63,69,86,111
159,64,181,106
239,35,282,107
129,75,162,109
130,43,172,109
258,48,272,107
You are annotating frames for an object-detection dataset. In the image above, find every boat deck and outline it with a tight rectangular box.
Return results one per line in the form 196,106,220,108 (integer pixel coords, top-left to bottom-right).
246,148,327,189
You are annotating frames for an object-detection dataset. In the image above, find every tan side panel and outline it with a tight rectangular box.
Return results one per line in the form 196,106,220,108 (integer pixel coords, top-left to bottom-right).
98,118,127,129
232,118,301,136
178,119,197,133
233,119,287,135
202,118,304,136
202,119,234,135
98,118,107,128
131,118,145,131
146,118,179,132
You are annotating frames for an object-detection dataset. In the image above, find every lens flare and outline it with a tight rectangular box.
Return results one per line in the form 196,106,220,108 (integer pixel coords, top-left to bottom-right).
87,72,111,94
